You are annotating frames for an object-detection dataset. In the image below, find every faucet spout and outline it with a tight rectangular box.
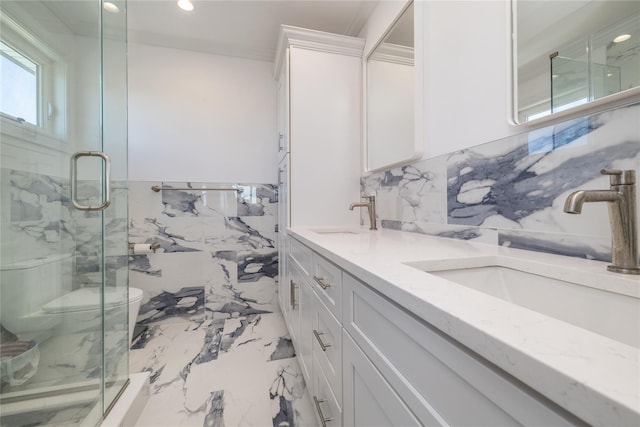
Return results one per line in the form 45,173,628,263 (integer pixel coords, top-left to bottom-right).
563,190,624,214
349,196,377,230
349,202,369,210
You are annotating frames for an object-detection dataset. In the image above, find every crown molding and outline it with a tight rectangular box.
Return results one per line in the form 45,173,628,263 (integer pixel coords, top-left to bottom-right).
369,43,414,66
273,25,365,78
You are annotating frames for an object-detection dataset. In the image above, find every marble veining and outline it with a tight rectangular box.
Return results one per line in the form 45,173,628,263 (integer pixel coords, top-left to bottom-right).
237,184,278,216
131,313,314,427
362,102,640,261
447,140,639,226
137,287,205,325
128,181,279,327
499,230,610,261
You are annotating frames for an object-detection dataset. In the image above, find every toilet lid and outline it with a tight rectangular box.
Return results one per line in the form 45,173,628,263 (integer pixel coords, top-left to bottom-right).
42,287,139,314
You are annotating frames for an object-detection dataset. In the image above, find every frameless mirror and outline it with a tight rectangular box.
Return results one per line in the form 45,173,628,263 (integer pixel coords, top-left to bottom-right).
366,2,421,172
513,0,640,124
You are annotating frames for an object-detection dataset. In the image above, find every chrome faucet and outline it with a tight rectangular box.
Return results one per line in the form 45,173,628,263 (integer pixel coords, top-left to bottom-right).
564,169,639,274
350,195,377,230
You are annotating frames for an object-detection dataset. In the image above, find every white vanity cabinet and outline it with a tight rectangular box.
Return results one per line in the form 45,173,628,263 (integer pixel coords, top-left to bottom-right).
341,273,583,427
284,238,345,426
283,236,587,427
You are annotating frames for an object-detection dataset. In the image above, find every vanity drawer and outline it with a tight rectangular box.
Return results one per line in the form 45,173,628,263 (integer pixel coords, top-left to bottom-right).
312,253,342,320
342,272,581,426
312,351,343,427
312,297,342,404
289,237,312,278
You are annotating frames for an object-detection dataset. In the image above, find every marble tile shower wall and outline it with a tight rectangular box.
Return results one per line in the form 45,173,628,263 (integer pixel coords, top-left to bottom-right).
1,168,129,287
362,103,640,261
128,182,279,326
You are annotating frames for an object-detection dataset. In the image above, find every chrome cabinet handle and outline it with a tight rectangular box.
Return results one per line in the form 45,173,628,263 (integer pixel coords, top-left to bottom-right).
278,168,283,186
313,276,331,289
313,396,332,427
290,279,297,308
70,151,111,211
313,329,331,351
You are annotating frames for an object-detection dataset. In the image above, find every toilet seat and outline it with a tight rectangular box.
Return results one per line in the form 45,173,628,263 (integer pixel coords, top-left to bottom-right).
42,287,143,314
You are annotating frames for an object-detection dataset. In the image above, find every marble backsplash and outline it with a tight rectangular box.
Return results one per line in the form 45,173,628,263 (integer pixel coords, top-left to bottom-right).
362,102,640,261
128,182,279,326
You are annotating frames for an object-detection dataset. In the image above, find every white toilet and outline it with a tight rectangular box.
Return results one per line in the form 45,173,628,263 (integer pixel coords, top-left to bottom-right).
42,286,144,345
1,254,144,345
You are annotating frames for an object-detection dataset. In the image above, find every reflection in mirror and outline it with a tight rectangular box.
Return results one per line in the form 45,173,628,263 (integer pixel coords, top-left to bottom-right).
514,0,640,123
366,2,420,172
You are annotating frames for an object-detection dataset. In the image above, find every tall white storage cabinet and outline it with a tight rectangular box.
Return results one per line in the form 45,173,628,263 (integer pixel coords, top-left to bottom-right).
274,26,364,321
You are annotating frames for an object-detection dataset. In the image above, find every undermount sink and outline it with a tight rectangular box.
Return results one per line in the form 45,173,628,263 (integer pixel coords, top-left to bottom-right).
406,258,640,348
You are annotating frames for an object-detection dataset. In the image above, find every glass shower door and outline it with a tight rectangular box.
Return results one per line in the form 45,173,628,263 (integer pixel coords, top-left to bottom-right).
0,1,128,426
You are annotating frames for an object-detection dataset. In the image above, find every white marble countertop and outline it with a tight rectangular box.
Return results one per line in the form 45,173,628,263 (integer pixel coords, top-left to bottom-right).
288,226,640,427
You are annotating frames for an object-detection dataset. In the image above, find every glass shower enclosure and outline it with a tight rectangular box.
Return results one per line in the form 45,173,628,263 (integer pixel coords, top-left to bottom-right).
0,1,128,425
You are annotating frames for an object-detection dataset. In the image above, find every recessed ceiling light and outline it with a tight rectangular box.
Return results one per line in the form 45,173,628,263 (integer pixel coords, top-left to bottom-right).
178,0,194,12
103,1,120,13
552,74,559,79
613,34,631,43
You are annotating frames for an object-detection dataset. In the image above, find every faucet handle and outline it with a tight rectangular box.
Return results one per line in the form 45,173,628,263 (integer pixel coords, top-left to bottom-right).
601,169,635,186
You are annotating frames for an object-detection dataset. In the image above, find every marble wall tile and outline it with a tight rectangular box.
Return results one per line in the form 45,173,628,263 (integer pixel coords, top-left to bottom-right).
362,102,640,261
363,157,448,225
128,181,279,326
498,229,611,261
161,182,239,218
237,184,278,217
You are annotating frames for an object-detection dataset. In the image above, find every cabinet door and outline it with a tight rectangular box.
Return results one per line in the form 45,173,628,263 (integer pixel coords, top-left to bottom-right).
277,161,290,316
343,273,580,426
313,351,343,427
277,160,289,236
276,54,289,163
298,278,314,384
288,46,361,227
343,333,426,427
313,297,342,403
288,260,303,345
277,238,289,315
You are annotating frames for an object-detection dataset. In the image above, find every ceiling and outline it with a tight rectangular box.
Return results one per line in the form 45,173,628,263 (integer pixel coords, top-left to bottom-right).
127,0,379,62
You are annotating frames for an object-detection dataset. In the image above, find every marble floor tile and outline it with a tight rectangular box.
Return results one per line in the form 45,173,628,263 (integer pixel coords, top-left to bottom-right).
131,313,315,427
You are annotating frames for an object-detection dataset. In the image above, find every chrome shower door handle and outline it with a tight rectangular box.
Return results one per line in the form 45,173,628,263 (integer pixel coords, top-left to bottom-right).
70,151,111,211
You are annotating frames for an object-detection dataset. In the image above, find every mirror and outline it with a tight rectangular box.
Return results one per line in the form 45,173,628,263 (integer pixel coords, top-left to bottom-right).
513,0,640,123
366,2,421,172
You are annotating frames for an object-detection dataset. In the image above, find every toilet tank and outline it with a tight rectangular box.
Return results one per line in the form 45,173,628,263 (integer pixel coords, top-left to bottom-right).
0,254,71,341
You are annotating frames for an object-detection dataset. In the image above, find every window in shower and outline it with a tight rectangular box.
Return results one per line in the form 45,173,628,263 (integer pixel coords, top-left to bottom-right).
0,12,66,143
0,41,38,125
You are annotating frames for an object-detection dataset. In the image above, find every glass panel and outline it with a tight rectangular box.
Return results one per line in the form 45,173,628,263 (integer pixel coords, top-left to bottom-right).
550,55,590,113
0,0,128,425
101,0,129,411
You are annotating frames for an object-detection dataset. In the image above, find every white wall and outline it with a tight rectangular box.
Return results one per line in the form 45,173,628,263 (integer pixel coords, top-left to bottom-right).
128,43,277,183
360,0,519,161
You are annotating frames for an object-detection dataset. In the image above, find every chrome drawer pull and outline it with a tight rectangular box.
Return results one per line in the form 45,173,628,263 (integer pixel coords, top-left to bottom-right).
290,280,298,308
313,329,331,351
313,275,331,289
313,396,333,427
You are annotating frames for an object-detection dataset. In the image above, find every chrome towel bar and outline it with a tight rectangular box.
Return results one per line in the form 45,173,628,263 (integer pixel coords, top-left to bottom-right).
151,185,243,193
